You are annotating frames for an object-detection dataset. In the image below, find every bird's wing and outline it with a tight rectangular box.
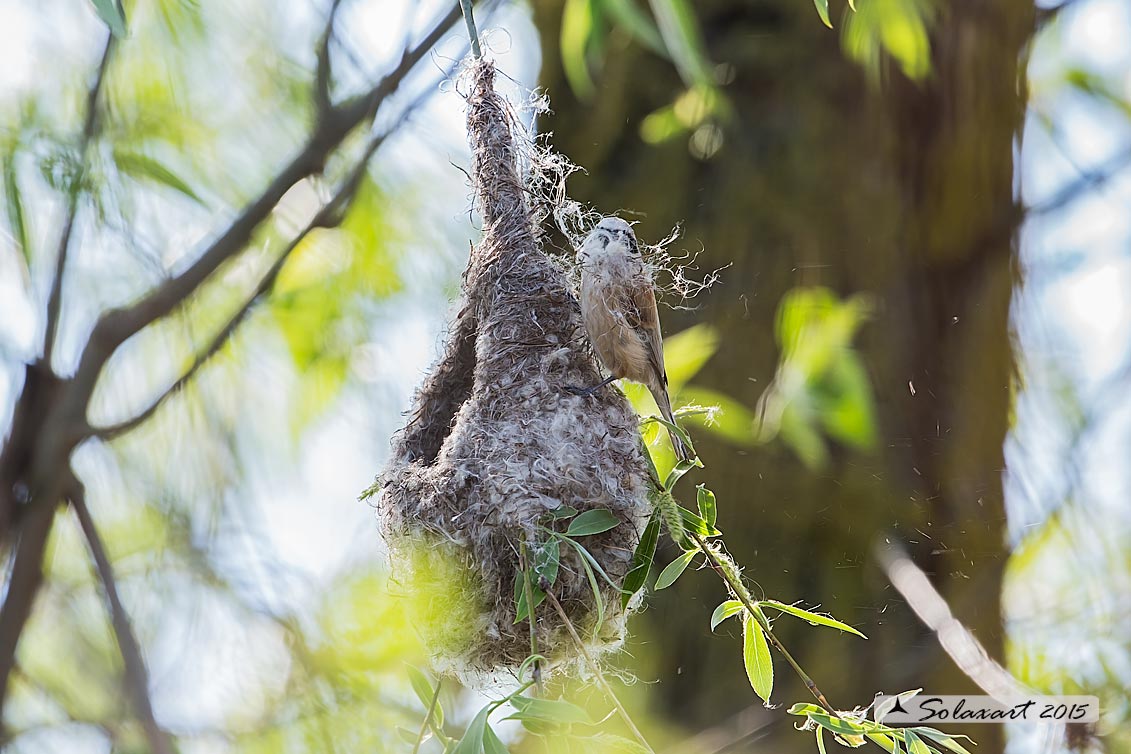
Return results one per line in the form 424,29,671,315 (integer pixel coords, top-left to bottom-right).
626,278,668,385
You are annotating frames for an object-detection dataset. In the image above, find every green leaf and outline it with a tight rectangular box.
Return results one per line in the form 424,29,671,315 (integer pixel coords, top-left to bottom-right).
533,539,561,588
577,550,605,631
90,0,127,36
513,570,545,623
454,706,491,754
508,696,594,725
787,703,825,716
758,600,867,638
868,733,899,754
816,726,828,754
561,0,597,98
664,458,699,491
742,614,773,702
654,548,697,590
113,149,204,206
910,728,976,754
549,506,579,520
696,485,716,526
647,415,701,470
3,157,30,270
646,0,714,91
874,689,921,723
600,0,666,55
483,725,509,754
622,511,661,608
904,731,931,754
406,665,444,728
678,506,721,537
807,712,867,739
566,509,621,537
709,600,744,631
813,0,833,28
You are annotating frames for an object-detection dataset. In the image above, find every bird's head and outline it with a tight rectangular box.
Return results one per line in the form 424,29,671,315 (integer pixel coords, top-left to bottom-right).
580,216,641,261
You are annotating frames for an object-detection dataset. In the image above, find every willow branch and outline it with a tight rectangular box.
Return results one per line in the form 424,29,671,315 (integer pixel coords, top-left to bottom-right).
89,68,448,441
542,588,655,753
692,532,841,717
72,482,175,754
42,34,115,367
65,4,464,421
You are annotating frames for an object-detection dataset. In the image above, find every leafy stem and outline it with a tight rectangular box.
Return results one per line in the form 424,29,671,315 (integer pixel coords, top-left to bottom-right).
691,531,841,718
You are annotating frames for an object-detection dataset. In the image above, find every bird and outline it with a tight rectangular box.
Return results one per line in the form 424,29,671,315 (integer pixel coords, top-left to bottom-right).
570,217,690,462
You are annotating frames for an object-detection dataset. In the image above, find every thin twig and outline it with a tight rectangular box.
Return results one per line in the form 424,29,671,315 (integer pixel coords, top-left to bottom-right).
542,589,655,754
64,4,464,427
518,542,543,694
412,678,442,754
89,65,452,441
42,34,115,368
71,482,175,754
458,0,483,58
314,0,346,113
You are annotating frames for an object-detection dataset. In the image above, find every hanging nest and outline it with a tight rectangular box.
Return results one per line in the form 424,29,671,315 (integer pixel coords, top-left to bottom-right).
370,59,653,677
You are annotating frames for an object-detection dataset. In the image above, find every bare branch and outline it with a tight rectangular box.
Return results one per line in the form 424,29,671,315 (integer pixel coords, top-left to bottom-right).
873,537,1029,703
64,3,465,424
90,69,450,441
314,0,347,115
71,481,174,754
42,34,115,368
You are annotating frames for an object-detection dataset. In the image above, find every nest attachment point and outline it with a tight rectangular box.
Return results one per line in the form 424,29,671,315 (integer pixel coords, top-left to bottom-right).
371,60,653,678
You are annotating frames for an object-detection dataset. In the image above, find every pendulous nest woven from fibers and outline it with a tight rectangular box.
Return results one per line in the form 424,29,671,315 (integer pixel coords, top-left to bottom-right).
371,59,653,676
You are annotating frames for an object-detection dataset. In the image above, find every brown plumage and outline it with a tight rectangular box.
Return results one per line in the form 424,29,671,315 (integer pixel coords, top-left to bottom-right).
576,217,690,462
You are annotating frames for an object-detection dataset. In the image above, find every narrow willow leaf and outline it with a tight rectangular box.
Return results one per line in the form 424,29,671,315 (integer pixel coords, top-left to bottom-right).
483,724,509,754
867,733,899,753
710,599,744,631
454,706,490,754
654,548,697,590
788,702,825,716
647,0,714,87
817,727,828,754
114,149,204,205
742,614,773,702
904,731,931,754
601,0,666,55
911,728,975,754
508,696,594,725
664,458,698,491
560,0,597,98
759,600,867,638
875,689,922,723
813,0,833,28
533,539,561,588
513,570,545,623
566,509,620,536
564,538,624,592
678,506,721,537
574,544,606,631
406,665,444,728
696,484,717,526
648,415,701,467
548,505,579,520
807,712,868,739
398,726,429,745
3,158,30,269
622,511,661,608
848,0,856,9
91,0,127,36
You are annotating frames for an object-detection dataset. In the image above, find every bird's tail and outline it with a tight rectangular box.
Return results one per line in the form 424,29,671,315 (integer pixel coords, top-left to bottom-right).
650,385,691,463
